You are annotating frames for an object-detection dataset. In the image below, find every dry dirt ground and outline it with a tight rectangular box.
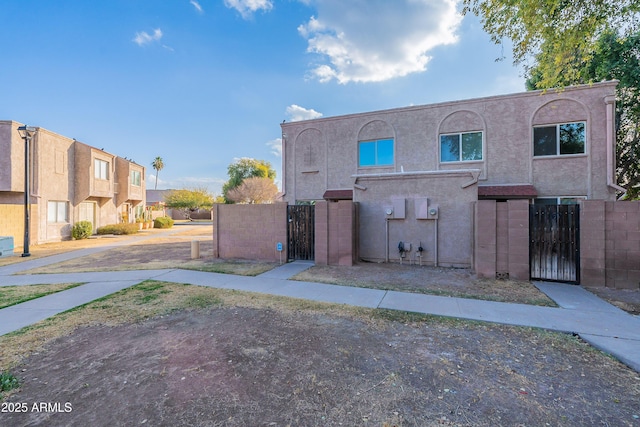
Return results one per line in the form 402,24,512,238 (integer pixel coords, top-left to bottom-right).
1,224,640,426
3,301,640,427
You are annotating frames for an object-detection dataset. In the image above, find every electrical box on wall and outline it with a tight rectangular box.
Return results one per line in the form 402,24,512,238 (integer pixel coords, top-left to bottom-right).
415,197,429,219
391,198,406,219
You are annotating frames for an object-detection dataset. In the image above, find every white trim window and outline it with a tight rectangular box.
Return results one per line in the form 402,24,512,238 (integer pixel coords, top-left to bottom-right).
131,170,141,186
440,131,483,162
47,201,68,223
533,122,586,156
94,159,109,180
358,138,394,167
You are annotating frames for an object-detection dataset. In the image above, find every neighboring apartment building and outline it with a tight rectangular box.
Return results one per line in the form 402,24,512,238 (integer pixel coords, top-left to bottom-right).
0,121,146,247
280,81,621,268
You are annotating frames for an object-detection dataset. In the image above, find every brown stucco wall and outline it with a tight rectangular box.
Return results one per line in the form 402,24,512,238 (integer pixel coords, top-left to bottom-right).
212,203,288,261
581,200,640,289
474,199,530,281
315,200,355,266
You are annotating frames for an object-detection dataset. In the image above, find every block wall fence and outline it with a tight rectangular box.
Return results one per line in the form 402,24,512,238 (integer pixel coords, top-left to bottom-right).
211,201,356,265
475,200,640,289
212,203,288,262
212,200,637,288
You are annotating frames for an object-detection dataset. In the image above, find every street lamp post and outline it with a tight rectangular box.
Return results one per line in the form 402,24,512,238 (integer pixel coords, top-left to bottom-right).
17,125,36,257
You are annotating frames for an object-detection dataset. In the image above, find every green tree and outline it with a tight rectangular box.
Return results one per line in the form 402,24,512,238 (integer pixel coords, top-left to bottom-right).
151,157,164,190
462,0,640,89
222,158,276,203
164,188,214,220
527,31,640,198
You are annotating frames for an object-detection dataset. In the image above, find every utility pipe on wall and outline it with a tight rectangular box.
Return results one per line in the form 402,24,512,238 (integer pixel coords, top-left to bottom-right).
434,217,439,267
605,95,626,197
385,218,389,262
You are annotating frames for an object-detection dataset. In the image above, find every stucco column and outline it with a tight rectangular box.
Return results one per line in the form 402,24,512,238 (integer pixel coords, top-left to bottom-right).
507,199,530,281
474,200,497,278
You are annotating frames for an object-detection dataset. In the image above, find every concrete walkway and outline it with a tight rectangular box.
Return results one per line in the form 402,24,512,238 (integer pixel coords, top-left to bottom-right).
1,246,639,372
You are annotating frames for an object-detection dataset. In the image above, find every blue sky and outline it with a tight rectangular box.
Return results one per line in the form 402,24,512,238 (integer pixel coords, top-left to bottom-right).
1,0,526,195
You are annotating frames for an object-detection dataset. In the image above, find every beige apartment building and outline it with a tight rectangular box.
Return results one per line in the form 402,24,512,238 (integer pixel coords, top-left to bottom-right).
0,121,146,247
280,81,622,273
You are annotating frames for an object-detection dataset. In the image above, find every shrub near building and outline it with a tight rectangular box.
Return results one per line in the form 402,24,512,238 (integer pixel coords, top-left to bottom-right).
97,223,140,235
153,217,174,229
72,221,93,240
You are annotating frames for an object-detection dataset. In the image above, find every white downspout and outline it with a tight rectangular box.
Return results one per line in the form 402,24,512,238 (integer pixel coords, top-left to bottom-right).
605,95,626,196
280,132,287,199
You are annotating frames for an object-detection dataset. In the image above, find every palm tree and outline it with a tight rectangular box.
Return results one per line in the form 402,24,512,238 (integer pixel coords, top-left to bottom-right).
151,157,164,190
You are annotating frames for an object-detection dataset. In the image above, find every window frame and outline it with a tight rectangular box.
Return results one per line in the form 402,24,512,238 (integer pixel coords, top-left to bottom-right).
358,138,394,168
533,121,586,157
47,201,69,223
131,170,141,186
94,159,109,180
439,131,483,163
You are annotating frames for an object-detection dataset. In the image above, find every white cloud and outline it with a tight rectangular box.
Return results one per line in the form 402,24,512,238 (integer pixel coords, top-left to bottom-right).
266,138,282,157
298,0,463,83
132,28,163,46
224,0,273,19
190,0,204,13
285,104,323,122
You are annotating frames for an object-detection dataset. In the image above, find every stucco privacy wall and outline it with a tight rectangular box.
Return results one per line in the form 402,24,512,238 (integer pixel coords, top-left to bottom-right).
314,200,356,266
212,203,288,261
474,200,530,281
355,172,478,267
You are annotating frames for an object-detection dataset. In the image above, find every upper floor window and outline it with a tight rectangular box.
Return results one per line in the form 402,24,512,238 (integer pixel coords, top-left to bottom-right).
94,159,109,180
47,201,68,223
440,131,483,162
533,122,585,156
132,170,141,186
359,138,394,167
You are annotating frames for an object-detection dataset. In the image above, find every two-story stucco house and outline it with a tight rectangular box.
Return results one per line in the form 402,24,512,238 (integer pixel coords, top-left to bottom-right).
280,81,622,270
0,120,146,247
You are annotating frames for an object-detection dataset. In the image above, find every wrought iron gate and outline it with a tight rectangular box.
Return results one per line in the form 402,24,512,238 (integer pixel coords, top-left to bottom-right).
287,205,315,261
529,204,580,283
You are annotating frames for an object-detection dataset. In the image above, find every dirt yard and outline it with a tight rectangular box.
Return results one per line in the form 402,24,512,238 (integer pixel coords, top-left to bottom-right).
2,302,640,427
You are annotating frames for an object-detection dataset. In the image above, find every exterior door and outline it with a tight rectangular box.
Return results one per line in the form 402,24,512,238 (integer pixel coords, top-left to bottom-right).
78,202,96,233
287,205,315,261
529,204,580,283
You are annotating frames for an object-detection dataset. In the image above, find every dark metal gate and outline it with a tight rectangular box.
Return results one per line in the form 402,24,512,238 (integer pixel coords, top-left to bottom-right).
287,205,315,261
529,204,580,283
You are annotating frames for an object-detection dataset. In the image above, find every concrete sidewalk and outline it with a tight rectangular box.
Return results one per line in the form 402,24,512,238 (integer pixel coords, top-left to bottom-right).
1,259,639,372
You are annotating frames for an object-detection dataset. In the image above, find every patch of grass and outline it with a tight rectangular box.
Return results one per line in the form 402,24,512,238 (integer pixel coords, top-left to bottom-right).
183,260,278,276
0,371,20,392
0,283,84,309
184,294,223,309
